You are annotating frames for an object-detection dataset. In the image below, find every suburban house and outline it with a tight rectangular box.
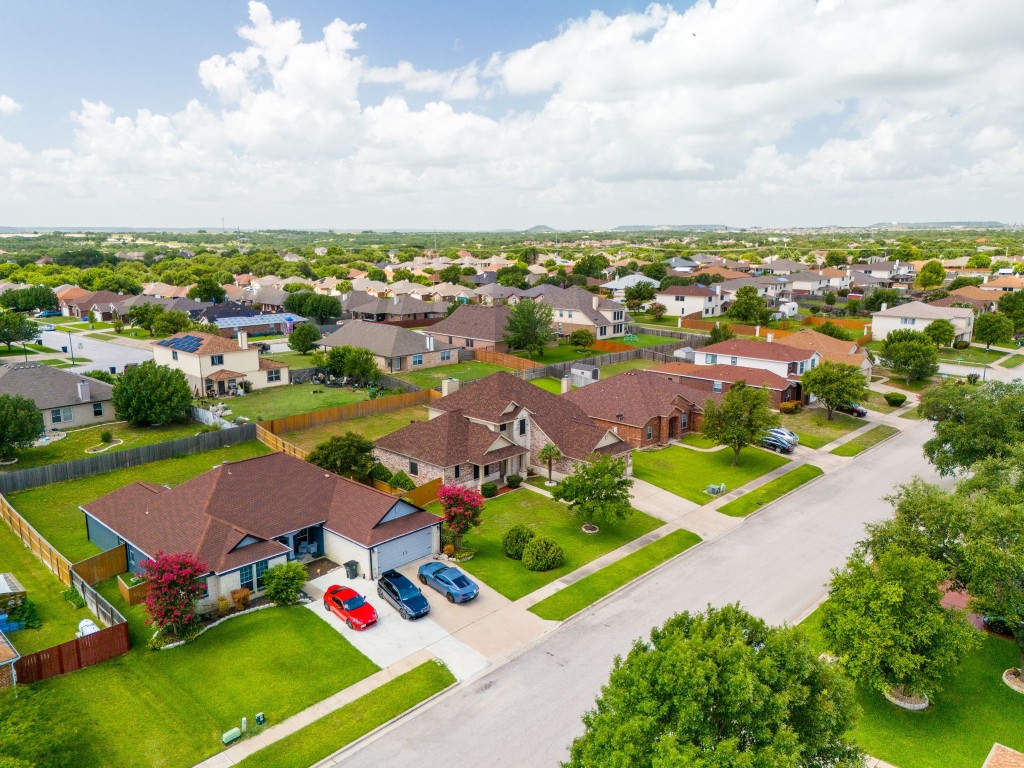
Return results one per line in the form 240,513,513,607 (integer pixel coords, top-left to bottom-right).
343,293,448,323
756,259,808,276
929,286,997,314
152,331,289,397
655,284,723,318
786,271,832,296
141,282,193,299
535,286,631,339
473,284,524,306
109,295,213,322
979,275,1024,293
424,304,511,351
81,452,441,600
599,273,660,299
208,312,308,339
320,320,458,374
776,328,873,380
252,287,288,313
696,338,821,380
870,301,975,342
646,362,802,408
0,364,114,430
564,370,713,447
850,261,913,281
59,290,125,320
817,267,853,292
376,371,633,484
716,277,789,304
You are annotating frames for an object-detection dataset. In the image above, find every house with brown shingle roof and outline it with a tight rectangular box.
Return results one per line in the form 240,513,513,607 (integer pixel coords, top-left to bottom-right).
424,304,511,351
536,286,631,339
980,276,1024,292
321,320,458,374
81,452,440,598
59,290,125,320
645,362,802,408
982,744,1024,768
0,364,114,430
152,331,289,397
696,338,821,380
775,329,872,379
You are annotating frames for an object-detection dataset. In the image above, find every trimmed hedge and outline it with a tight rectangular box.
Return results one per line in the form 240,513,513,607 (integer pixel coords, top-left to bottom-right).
502,524,536,560
522,536,564,572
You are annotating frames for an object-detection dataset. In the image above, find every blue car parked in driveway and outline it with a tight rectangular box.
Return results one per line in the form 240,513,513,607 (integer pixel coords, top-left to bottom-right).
377,569,430,620
418,562,479,603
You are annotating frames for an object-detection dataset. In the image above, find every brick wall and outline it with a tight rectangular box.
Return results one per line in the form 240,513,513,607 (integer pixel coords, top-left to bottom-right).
429,334,505,353
384,349,458,374
0,663,13,689
373,448,448,486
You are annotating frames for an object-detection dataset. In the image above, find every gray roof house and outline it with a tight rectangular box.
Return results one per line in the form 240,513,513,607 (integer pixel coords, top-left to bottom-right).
320,320,459,374
0,364,114,431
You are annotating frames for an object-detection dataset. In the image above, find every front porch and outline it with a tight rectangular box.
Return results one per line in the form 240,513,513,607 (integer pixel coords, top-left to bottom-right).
204,369,248,397
274,525,326,562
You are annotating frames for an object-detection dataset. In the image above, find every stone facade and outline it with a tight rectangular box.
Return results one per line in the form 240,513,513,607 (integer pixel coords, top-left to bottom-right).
197,553,289,611
590,412,691,448
374,449,448,486
0,663,14,689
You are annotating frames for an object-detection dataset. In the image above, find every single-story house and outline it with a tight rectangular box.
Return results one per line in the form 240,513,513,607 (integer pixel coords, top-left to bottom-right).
979,276,1024,293
343,293,449,323
599,273,660,299
756,259,808,276
152,331,289,397
423,304,511,351
252,287,289,313
81,453,441,606
59,290,125,320
209,313,309,339
645,362,802,408
871,301,974,342
321,320,458,374
0,363,114,430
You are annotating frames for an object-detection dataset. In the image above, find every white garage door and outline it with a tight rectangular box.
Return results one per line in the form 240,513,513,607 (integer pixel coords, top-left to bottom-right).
373,528,435,576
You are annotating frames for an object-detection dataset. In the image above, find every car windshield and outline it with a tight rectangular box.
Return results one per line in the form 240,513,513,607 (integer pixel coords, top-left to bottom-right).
342,596,365,611
451,576,472,588
397,585,419,599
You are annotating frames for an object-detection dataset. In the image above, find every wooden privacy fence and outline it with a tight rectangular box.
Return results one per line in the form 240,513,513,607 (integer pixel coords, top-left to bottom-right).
404,477,443,508
72,544,127,586
256,389,441,435
471,349,543,370
0,493,73,585
118,575,149,607
15,623,130,685
521,341,693,381
589,339,635,353
0,424,258,494
678,318,797,338
802,315,871,331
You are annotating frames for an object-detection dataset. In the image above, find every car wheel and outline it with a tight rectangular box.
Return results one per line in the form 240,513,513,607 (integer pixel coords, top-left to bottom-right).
323,601,329,612
400,608,410,620
418,574,427,584
377,586,385,599
346,619,354,630
446,593,455,604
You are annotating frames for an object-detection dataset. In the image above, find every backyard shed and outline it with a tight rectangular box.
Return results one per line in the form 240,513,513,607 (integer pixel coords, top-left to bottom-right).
570,363,600,389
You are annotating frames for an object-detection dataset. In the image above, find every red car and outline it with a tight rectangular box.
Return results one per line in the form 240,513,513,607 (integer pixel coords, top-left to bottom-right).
323,585,377,630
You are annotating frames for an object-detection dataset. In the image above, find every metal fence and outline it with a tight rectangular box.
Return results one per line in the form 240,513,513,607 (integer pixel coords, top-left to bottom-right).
0,424,257,494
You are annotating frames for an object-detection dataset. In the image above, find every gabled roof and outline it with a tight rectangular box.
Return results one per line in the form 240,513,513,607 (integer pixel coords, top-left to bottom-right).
949,285,997,301
775,329,869,367
62,290,124,310
657,284,719,298
321,320,456,358
646,362,794,391
254,287,288,307
344,294,448,317
81,453,439,574
375,409,528,467
0,364,113,409
426,304,510,342
154,331,244,355
872,300,973,320
699,338,817,363
564,370,711,428
981,276,1024,290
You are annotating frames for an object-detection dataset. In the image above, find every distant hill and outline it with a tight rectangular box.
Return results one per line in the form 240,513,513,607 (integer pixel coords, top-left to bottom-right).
867,221,1007,229
524,225,558,233
613,224,728,232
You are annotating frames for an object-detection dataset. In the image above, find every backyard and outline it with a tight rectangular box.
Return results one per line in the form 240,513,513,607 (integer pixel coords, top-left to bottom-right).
199,383,369,422
262,350,321,369
633,444,790,504
515,343,599,365
779,406,867,449
6,441,272,562
281,404,429,451
597,357,654,378
427,489,663,601
531,377,566,394
394,360,511,390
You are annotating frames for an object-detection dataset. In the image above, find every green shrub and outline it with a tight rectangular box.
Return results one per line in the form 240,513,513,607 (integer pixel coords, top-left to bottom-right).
263,561,309,605
506,474,523,489
481,481,498,498
883,392,907,407
952,339,971,350
522,536,564,571
503,524,536,560
370,462,393,483
100,429,113,444
230,588,251,612
389,470,416,491
966,372,980,385
440,523,456,549
62,587,86,609
216,596,232,616
778,401,801,414
8,598,42,629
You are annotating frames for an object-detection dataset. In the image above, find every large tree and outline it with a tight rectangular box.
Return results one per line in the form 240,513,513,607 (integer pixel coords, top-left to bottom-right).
186,278,227,303
622,280,656,306
700,382,780,466
552,453,633,530
565,604,862,768
572,253,610,279
880,329,939,383
922,318,956,347
821,548,978,702
0,394,44,460
151,309,193,337
300,294,341,323
726,285,771,325
0,311,38,351
0,285,58,312
127,302,165,334
974,311,1014,350
112,360,192,425
800,361,867,421
998,290,1024,331
863,288,903,313
915,259,947,289
287,322,322,354
307,432,376,482
503,300,556,358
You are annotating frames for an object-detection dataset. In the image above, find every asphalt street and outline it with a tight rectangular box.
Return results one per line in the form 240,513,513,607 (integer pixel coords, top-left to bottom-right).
337,418,953,768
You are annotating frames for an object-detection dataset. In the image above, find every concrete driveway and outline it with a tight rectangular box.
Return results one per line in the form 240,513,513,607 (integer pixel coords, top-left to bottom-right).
304,560,493,681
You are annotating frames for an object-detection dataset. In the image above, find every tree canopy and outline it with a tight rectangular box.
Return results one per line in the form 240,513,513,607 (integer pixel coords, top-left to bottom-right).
974,312,1014,350
800,361,867,421
880,329,938,383
998,290,1024,330
726,285,771,325
700,382,780,465
552,453,633,528
307,432,376,482
922,318,956,347
112,360,192,425
186,278,227,303
287,322,322,354
503,300,555,358
915,260,947,289
0,393,44,460
0,311,38,351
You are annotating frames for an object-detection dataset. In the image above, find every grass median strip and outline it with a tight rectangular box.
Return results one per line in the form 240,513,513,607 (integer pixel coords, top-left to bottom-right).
528,529,701,621
716,464,824,518
234,660,456,768
830,425,900,456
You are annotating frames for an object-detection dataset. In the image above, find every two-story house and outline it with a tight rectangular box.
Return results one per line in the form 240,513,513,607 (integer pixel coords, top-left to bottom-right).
655,284,724,318
696,338,821,382
152,331,289,397
536,286,631,339
599,274,660,300
870,301,974,342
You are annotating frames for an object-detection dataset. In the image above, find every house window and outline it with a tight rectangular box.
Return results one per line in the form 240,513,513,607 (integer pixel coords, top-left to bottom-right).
706,354,718,364
454,465,461,479
519,419,526,435
172,350,178,361
599,326,607,337
613,310,623,321
239,564,254,592
613,324,623,334
409,461,419,476
568,311,573,319
448,336,453,344
473,465,480,480
484,464,493,476
50,407,73,424
558,310,564,318
646,425,653,440
713,381,723,393
499,423,507,432
466,338,474,348
93,402,103,417
199,577,209,597
267,369,281,382
211,354,224,365
730,356,738,366
900,317,915,326
799,361,805,374
393,357,402,371
127,548,136,569
255,560,269,591
440,350,452,361
412,354,423,366
675,296,684,302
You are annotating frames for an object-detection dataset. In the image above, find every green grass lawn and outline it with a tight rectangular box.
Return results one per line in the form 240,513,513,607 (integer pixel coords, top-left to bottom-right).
92,328,163,341
716,464,824,517
39,360,75,368
859,390,900,414
528,529,701,621
899,406,926,420
0,342,59,356
633,445,790,505
677,432,721,449
1000,354,1024,369
204,383,369,422
935,345,1000,365
830,425,900,456
67,320,116,331
625,333,677,348
598,357,655,378
394,360,511,390
875,370,942,393
780,407,867,449
282,405,429,451
517,344,596,365
800,607,1024,768
632,314,681,328
234,660,455,768
36,579,380,768
7,441,272,562
6,421,213,471
263,350,320,369
428,490,663,601
531,377,566,394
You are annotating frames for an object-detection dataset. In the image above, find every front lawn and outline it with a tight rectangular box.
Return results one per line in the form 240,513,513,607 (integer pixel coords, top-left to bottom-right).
203,383,369,422
800,607,1024,768
394,360,511,390
875,371,942,393
633,445,790,505
33,580,380,768
935,345,1000,365
859,390,900,414
1001,354,1024,369
830,425,900,456
5,421,213,471
899,406,926,420
780,407,867,449
716,464,824,517
428,490,663,601
234,660,455,768
282,405,429,451
7,441,272,561
677,432,721,449
528,529,701,621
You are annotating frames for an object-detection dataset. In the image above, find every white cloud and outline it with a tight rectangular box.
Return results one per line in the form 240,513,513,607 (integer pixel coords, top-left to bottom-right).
0,0,1023,227
0,95,22,116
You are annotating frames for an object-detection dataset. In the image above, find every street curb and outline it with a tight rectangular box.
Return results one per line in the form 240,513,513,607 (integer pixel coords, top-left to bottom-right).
827,424,902,458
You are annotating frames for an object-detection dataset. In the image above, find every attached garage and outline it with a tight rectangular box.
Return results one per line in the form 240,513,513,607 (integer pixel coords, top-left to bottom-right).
372,527,435,577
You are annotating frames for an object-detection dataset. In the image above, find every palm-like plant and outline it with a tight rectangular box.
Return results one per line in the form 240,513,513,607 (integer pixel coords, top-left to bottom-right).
538,442,563,485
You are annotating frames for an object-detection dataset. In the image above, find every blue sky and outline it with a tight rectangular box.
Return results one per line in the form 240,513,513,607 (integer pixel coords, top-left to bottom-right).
0,1,1020,229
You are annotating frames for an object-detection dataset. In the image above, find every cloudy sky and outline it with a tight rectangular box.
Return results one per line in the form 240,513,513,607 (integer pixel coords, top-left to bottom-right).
1,0,1021,230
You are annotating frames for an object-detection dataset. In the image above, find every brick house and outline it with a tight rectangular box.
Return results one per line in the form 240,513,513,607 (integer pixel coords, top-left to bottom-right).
563,370,716,447
59,290,124,320
0,364,114,430
320,320,458,374
81,453,441,595
152,331,289,397
535,286,632,339
423,304,511,351
344,293,449,322
645,362,801,408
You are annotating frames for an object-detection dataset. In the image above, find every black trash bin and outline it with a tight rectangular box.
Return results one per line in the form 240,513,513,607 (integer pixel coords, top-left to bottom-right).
344,560,359,579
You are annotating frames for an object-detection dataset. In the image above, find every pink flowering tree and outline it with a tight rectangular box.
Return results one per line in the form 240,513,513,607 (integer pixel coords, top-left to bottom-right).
438,484,485,550
142,551,209,639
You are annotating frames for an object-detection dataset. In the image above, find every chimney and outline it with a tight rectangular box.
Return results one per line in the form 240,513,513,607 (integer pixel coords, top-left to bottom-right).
441,377,460,397
393,295,399,305
766,332,774,343
238,330,249,350
561,376,571,394
880,302,888,312
426,335,434,351
592,295,600,310
76,379,90,402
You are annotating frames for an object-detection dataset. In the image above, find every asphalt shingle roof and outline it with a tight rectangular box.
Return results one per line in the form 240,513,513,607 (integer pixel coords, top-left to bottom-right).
321,320,456,358
0,364,113,410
